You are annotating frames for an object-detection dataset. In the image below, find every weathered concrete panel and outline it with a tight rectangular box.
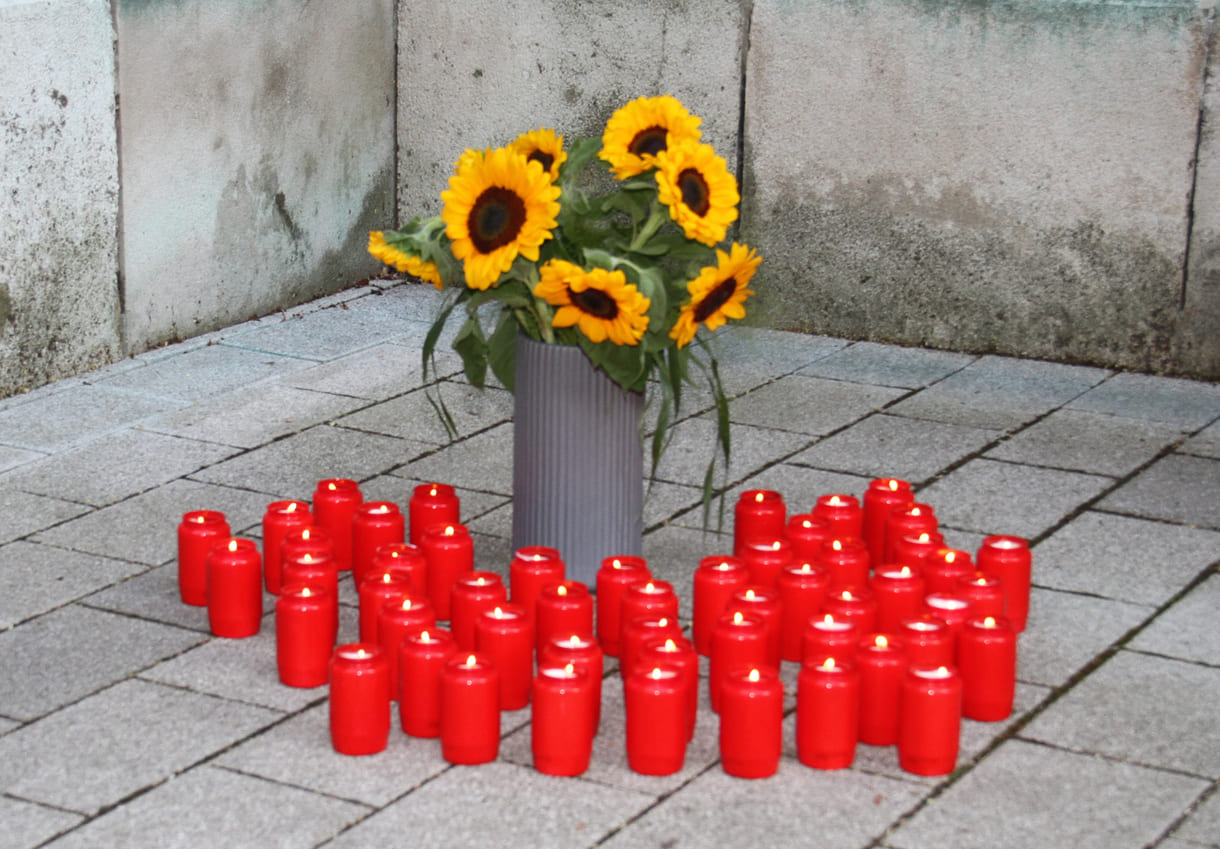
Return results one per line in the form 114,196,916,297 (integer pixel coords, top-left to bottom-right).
398,0,750,215
743,0,1211,377
0,0,121,396
117,0,395,350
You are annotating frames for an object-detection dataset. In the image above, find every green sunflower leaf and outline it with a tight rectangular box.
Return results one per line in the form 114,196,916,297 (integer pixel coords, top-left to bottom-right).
453,316,489,388
487,309,518,392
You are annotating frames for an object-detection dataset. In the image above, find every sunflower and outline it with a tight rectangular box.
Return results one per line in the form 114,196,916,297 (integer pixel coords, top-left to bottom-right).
670,243,761,348
535,259,651,346
368,231,443,289
655,142,739,246
599,95,703,180
509,128,567,182
440,146,562,290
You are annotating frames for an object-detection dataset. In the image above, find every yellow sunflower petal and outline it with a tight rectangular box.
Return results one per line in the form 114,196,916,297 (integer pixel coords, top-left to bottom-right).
655,141,739,246
535,259,651,346
508,129,567,182
670,243,760,347
599,95,703,181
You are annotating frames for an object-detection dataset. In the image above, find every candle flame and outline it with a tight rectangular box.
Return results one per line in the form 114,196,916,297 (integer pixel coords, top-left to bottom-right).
465,654,478,667
771,541,782,551
557,584,567,596
664,638,678,652
371,505,389,514
888,479,900,491
649,667,664,680
823,657,836,670
228,540,238,552
420,630,431,642
733,611,744,625
910,507,921,516
192,515,206,523
754,492,765,503
900,566,911,577
302,553,313,563
354,648,369,659
799,562,812,574
841,590,854,601
612,558,622,568
944,551,957,563
917,533,931,543
876,635,888,649
658,617,669,628
983,617,997,628
389,550,400,559
823,613,835,624
644,582,656,592
327,482,337,491
382,573,393,584
831,539,843,552
475,577,486,586
801,519,813,529
492,607,504,618
443,526,455,536
564,663,575,675
301,529,311,540
429,486,438,496
286,503,298,514
401,599,413,610
829,495,843,506
301,588,312,598
744,589,756,601
569,634,581,644
748,668,761,683
936,665,949,675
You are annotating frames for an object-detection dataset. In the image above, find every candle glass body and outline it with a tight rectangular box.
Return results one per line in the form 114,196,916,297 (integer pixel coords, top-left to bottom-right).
891,531,946,570
439,654,500,764
619,580,679,654
777,564,829,663
535,581,594,654
625,665,688,775
923,593,973,661
870,566,927,633
740,538,794,590
822,586,878,634
329,644,391,756
797,660,859,769
733,489,786,556
956,572,1006,621
899,615,955,668
620,615,683,682
351,502,405,586
923,548,975,595
898,666,962,776
728,586,783,670
275,585,336,687
280,527,334,574
262,501,312,595
531,664,594,776
884,505,938,564
862,478,913,566
977,535,1031,632
281,554,340,642
638,636,698,741
709,612,768,712
595,555,649,657
378,597,438,694
692,556,750,657
371,543,427,596
812,494,864,542
312,479,362,573
509,546,565,623
207,539,263,638
408,483,460,545
785,514,831,562
398,627,458,737
420,523,474,621
540,635,604,733
719,667,784,779
803,615,860,667
818,538,871,588
358,574,413,644
449,572,507,651
474,604,534,710
855,634,907,745
177,510,231,606
959,617,1017,721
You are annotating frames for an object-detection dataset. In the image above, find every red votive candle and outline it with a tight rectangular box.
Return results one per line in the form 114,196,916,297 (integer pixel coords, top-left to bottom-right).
734,489,786,556
207,539,263,638
803,613,860,667
855,633,907,746
812,493,864,542
923,548,974,596
692,555,750,657
420,523,474,620
178,510,231,606
741,537,795,590
797,656,859,769
785,513,832,562
312,479,362,573
620,614,683,682
439,652,500,764
709,610,768,713
531,663,594,776
863,478,913,567
262,500,312,595
977,535,1032,632
720,666,784,779
871,564,927,633
449,572,507,651
398,626,458,737
358,572,413,644
535,580,594,654
510,546,565,623
352,502,405,586
371,543,427,595
956,572,1006,621
275,584,335,687
898,665,962,776
474,603,533,710
378,595,438,694
329,643,390,756
638,636,698,741
822,585,878,634
540,633,604,733
923,593,973,660
899,615,955,668
959,616,1017,721
778,562,829,663
818,537,871,588
280,526,334,573
892,530,946,570
619,579,679,650
884,504,938,564
282,551,340,638
625,664,688,775
595,555,649,657
408,482,460,545
729,586,783,670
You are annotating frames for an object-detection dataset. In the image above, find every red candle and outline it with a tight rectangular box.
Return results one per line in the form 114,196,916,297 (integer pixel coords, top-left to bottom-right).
275,584,336,688
817,537,871,588
733,489,786,556
619,580,679,653
439,652,500,764
898,615,955,669
891,530,946,570
638,636,698,741
531,662,594,776
855,633,907,746
740,537,795,589
206,539,263,638
797,657,859,769
474,604,533,710
956,571,1006,621
595,555,649,657
884,504,938,564
449,571,507,651
397,626,458,737
420,523,474,620
709,610,768,713
329,643,390,756
540,633,604,733
177,510,231,606
863,478,913,566
378,596,438,694
785,513,832,562
262,500,312,595
692,555,750,657
777,562,829,663
898,665,962,776
312,479,362,573
408,482,460,545
812,493,864,542
720,666,784,779
923,548,974,595
870,565,927,633
371,543,427,595
822,585,878,634
358,572,413,644
923,592,973,660
959,616,1017,721
619,614,683,682
728,586,782,670
624,664,688,775
535,580,593,654
280,526,334,571
510,546,565,623
352,502,405,586
281,551,340,638
803,613,859,667
977,535,1031,632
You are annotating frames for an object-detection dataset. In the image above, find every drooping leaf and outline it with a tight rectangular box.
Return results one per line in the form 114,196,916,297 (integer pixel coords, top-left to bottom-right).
453,316,488,388
487,309,519,392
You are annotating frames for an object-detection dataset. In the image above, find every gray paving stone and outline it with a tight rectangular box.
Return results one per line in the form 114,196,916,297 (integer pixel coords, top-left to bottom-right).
97,343,315,404
0,796,83,849
221,303,407,362
0,384,183,454
342,279,450,325
1098,454,1220,530
887,739,1206,849
1181,417,1220,459
0,605,206,720
0,489,91,545
283,341,461,400
0,679,280,814
360,474,510,526
651,416,812,488
191,424,426,499
1172,788,1220,846
1065,372,1220,430
0,445,44,474
0,716,18,735
84,563,211,632
397,423,514,495
322,759,655,849
727,374,906,436
44,765,367,849
0,541,146,630
1031,512,1220,607
0,430,238,508
987,409,1187,477
917,458,1115,539
337,382,514,445
1159,839,1214,849
797,340,976,388
1018,587,1152,687
1024,650,1220,778
700,326,849,396
1130,575,1220,666
790,413,1002,485
642,523,733,620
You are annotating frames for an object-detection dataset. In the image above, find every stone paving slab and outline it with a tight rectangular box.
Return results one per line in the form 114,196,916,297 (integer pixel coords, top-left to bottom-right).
1017,587,1152,687
397,423,515,494
0,383,183,453
282,341,462,401
0,445,44,474
0,489,92,546
1170,788,1220,846
1181,417,1220,458
359,474,510,529
797,340,976,389
336,381,514,445
221,303,408,362
0,541,145,630
1065,371,1220,429
0,796,83,849
650,416,812,488
97,342,317,404
1129,574,1220,665
700,327,849,396
83,563,216,632
1097,454,1220,530
726,374,907,435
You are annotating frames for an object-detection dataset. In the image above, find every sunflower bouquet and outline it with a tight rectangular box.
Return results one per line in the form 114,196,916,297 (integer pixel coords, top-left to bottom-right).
369,95,761,500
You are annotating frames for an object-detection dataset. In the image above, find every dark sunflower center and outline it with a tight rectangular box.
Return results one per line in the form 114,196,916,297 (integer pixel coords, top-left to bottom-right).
629,126,668,157
569,287,620,319
693,276,738,322
527,150,554,173
677,168,711,216
468,187,527,254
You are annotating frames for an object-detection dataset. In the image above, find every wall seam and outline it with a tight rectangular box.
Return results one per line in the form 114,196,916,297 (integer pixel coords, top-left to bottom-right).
109,0,127,351
1182,8,1216,312
734,0,754,217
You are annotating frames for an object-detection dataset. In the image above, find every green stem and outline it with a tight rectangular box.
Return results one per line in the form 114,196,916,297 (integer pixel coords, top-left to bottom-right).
629,202,668,252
